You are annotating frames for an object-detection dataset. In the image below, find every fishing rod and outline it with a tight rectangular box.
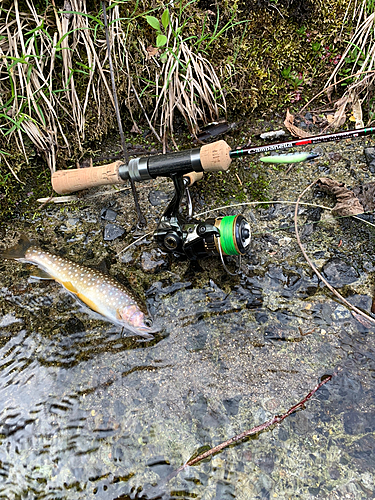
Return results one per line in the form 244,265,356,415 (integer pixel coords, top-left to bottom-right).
230,125,375,157
50,126,374,262
51,126,375,195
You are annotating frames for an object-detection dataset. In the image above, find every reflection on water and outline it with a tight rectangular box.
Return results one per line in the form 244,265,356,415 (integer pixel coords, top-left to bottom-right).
1,202,375,499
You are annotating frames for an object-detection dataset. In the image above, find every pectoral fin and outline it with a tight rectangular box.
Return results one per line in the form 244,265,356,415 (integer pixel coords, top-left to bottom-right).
77,293,102,314
61,281,78,293
29,267,54,280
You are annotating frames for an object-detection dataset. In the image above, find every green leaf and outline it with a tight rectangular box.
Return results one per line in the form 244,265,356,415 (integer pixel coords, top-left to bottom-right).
145,15,160,32
160,51,168,63
156,34,167,47
161,9,170,29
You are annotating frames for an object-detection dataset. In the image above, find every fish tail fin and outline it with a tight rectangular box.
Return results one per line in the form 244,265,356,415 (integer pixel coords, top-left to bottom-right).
0,234,35,260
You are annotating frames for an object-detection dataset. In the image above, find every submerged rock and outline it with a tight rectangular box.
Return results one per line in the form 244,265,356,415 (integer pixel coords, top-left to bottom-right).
140,249,169,272
322,258,359,287
100,208,118,221
103,223,125,241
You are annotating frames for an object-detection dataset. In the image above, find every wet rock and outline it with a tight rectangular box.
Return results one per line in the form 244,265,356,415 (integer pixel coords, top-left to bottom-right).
364,146,375,173
146,456,173,478
223,395,242,416
343,410,375,435
328,152,342,162
308,485,321,496
120,250,135,265
215,480,236,499
139,383,159,399
278,427,289,441
254,454,275,474
312,302,333,326
100,208,117,221
291,412,313,435
348,435,375,472
329,467,341,480
103,223,125,241
85,248,94,260
331,305,352,321
148,190,172,206
62,316,85,334
322,258,359,287
114,400,125,417
264,325,297,341
190,394,208,416
140,249,168,272
67,217,79,226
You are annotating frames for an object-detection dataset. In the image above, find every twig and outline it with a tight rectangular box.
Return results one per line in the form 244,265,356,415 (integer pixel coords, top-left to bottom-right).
116,231,154,257
131,83,162,143
147,373,333,492
294,180,375,325
101,1,145,226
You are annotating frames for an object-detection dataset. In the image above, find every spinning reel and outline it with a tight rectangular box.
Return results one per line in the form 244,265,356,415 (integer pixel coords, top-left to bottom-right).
153,172,251,261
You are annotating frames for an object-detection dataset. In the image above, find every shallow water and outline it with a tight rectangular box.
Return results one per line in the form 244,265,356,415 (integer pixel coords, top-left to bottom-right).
1,139,375,499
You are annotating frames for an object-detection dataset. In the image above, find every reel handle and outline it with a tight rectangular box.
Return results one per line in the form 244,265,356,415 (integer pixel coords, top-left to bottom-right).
183,171,204,186
51,140,231,194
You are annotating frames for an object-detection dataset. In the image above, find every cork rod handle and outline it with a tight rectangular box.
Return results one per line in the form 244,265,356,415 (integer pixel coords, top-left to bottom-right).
51,161,125,195
200,140,232,172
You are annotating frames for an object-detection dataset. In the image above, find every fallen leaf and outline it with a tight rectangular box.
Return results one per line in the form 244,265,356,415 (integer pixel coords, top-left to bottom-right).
350,91,364,129
317,177,364,216
331,95,348,128
284,109,310,138
130,122,141,134
146,45,159,60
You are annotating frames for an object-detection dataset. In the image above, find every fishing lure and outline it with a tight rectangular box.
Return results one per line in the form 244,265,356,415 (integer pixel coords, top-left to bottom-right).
259,152,320,164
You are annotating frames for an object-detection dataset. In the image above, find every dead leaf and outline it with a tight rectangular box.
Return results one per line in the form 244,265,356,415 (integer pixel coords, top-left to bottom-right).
326,86,334,103
130,122,141,134
146,45,159,60
284,109,310,138
331,95,348,128
353,181,375,212
350,91,364,129
317,177,364,216
327,114,335,124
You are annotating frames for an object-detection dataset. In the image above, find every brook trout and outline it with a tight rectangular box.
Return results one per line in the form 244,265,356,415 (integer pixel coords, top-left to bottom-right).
0,235,156,339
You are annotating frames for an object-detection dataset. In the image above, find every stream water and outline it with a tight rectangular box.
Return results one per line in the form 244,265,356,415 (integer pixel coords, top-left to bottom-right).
1,134,375,499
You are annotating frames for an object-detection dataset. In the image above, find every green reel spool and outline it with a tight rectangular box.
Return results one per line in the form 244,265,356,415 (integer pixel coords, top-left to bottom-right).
215,215,251,256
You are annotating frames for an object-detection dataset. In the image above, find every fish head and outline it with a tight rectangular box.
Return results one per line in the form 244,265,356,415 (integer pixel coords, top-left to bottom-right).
118,304,157,338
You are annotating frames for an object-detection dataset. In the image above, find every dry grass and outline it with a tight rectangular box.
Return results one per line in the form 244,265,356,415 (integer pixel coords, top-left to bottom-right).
1,1,227,176
0,0,120,173
137,17,226,148
325,0,375,127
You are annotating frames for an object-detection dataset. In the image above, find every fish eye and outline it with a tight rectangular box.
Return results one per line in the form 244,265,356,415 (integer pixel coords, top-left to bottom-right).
144,318,153,327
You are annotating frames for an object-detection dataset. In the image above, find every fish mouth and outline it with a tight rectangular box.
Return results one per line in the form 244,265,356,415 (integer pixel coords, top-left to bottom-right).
139,320,160,337
122,317,160,340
